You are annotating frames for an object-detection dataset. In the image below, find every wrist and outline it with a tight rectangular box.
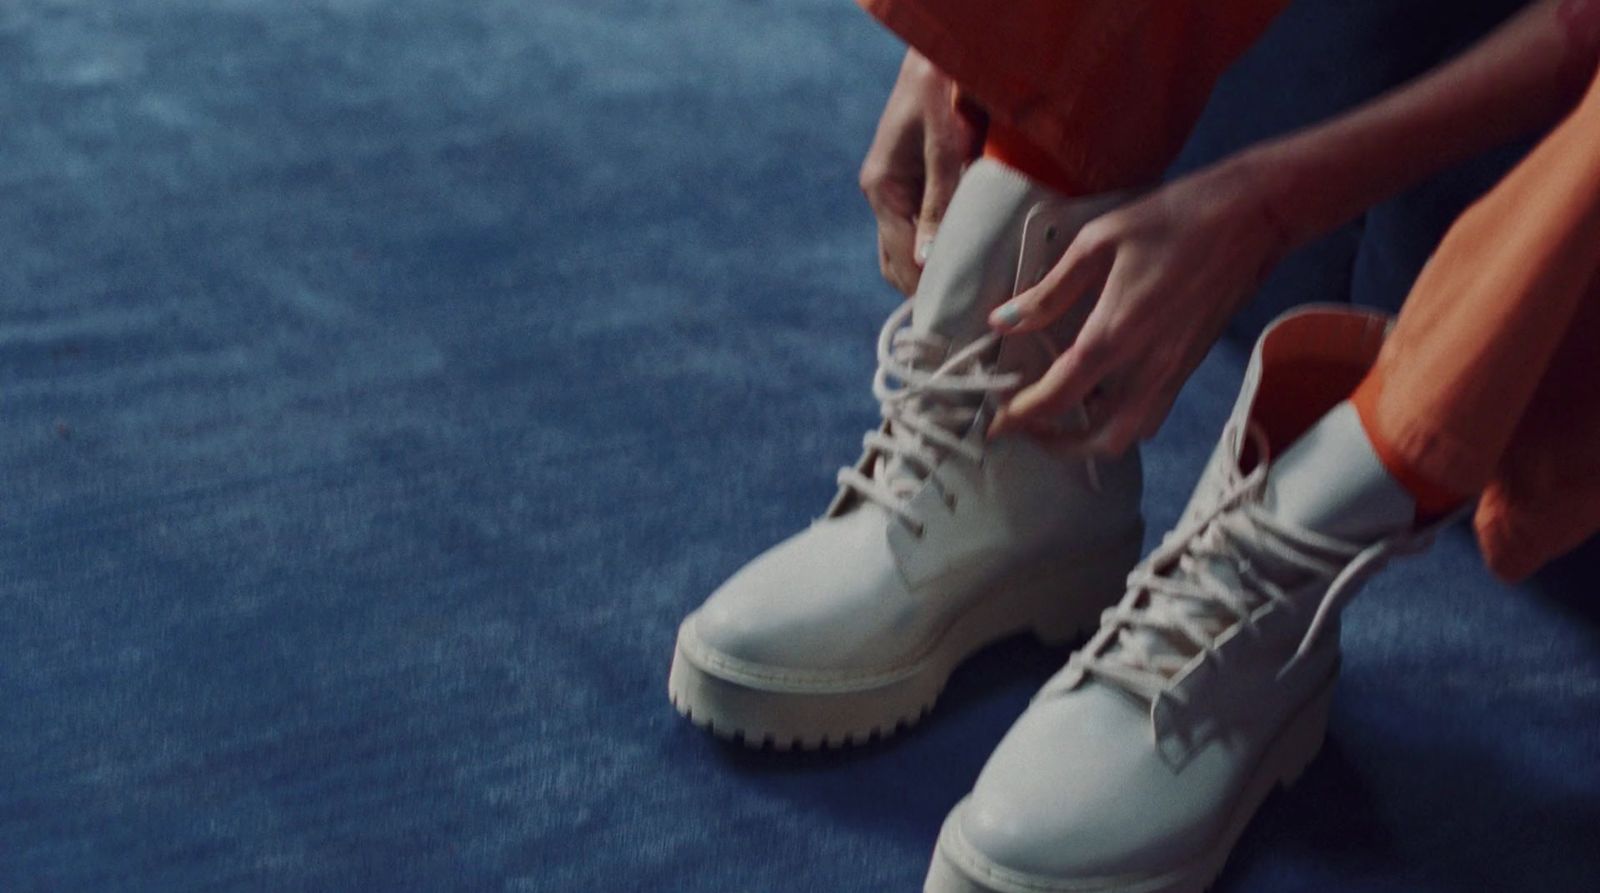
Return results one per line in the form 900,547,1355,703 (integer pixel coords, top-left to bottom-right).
1215,147,1307,254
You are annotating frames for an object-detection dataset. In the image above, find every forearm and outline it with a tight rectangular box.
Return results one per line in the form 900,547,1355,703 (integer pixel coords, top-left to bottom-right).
1240,0,1600,247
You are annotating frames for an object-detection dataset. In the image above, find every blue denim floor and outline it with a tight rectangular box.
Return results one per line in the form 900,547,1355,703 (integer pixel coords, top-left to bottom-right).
1,2,1596,891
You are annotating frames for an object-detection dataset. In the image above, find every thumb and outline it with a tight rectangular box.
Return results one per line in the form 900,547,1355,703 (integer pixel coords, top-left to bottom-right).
915,140,962,269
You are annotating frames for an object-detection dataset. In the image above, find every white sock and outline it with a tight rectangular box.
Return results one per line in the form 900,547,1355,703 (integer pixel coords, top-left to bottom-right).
1263,401,1415,543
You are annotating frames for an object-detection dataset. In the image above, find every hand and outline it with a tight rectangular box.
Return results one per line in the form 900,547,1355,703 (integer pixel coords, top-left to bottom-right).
859,49,986,296
986,156,1293,454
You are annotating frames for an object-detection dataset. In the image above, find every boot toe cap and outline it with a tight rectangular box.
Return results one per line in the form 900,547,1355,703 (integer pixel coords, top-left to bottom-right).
950,686,1218,882
687,515,913,674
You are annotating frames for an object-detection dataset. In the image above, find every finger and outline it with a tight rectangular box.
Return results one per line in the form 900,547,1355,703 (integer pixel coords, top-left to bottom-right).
989,225,1115,333
914,135,963,268
992,254,1144,435
1133,332,1220,443
1083,357,1172,457
876,211,920,296
986,402,1021,441
988,330,1124,439
988,400,1095,449
1010,358,1160,456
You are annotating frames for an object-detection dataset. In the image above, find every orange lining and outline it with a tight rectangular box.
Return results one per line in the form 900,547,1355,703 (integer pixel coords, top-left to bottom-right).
1249,309,1388,458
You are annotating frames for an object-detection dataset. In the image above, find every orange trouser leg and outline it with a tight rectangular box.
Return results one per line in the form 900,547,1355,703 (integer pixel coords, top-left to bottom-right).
1351,68,1600,581
859,0,1289,194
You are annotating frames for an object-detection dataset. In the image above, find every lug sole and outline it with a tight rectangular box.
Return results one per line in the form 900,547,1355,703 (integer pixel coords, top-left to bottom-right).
666,527,1143,751
925,671,1339,893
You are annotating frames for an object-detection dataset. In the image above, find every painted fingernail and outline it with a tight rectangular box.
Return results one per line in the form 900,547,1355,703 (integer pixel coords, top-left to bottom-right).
915,239,933,266
991,301,1023,328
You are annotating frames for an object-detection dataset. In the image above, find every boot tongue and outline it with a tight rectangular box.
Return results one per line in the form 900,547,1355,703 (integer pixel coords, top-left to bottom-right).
865,160,1057,498
1115,429,1296,671
909,159,1051,346
1118,409,1411,674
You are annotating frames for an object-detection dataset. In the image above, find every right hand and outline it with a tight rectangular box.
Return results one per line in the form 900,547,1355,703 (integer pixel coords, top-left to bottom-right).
986,155,1294,454
859,49,985,296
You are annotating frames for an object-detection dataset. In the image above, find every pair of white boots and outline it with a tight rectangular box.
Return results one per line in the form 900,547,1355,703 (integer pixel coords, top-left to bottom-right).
668,160,1439,893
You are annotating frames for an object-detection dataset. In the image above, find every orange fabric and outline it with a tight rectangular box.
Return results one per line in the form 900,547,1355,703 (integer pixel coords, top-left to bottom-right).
859,0,1290,193
860,0,1599,578
982,117,1083,197
1350,375,1469,518
1253,312,1389,462
1354,67,1600,581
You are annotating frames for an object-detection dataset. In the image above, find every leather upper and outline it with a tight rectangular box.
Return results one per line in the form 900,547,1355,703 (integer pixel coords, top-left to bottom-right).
686,158,1142,681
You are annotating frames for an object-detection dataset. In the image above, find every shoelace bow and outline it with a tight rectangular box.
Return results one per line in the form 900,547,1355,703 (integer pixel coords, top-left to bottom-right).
1074,424,1431,713
836,301,1022,535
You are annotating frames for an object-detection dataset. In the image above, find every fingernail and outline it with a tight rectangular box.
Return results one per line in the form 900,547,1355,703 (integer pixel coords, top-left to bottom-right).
990,301,1022,329
987,409,1011,441
915,239,933,266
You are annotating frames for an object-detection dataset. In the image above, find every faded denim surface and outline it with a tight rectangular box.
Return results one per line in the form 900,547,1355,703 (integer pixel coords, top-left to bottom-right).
1,1,1595,891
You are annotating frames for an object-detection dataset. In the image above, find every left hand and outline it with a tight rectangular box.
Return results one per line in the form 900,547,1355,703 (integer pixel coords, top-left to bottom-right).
859,49,987,296
986,156,1293,455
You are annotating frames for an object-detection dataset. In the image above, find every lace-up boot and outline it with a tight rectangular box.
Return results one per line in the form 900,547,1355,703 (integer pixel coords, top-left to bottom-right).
667,160,1144,749
926,306,1452,892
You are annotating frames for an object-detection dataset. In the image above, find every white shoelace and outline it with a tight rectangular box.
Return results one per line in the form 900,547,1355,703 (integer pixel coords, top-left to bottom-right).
1074,424,1428,712
836,302,1022,536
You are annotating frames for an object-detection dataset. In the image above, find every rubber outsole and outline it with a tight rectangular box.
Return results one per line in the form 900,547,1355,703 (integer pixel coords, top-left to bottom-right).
666,528,1143,751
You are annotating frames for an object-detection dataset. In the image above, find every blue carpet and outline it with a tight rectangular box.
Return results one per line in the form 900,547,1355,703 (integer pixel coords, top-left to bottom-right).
2,2,1596,891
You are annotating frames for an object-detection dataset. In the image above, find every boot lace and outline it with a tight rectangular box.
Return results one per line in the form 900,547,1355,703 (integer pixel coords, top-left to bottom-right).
1073,424,1430,713
836,302,1022,536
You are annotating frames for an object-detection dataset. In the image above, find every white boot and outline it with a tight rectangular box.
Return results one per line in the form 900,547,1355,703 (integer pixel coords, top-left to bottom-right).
926,306,1451,892
667,159,1145,750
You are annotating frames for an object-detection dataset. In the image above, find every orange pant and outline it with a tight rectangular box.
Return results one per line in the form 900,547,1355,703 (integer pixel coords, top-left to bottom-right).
860,0,1600,578
1352,68,1600,581
858,0,1290,194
